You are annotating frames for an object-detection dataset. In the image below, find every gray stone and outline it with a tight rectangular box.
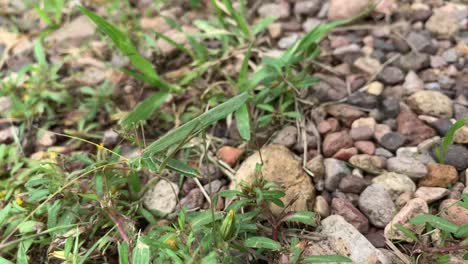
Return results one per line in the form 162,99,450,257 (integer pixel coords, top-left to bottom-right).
407,91,453,118
406,31,431,52
339,174,368,194
372,172,417,200
349,154,386,174
438,145,468,171
144,180,179,214
278,34,299,49
387,156,427,179
272,125,297,147
203,179,223,195
232,145,315,215
384,198,428,242
442,48,458,63
258,3,290,19
378,66,404,85
178,188,205,210
302,18,321,32
403,71,424,95
324,158,350,191
426,10,460,38
359,184,396,227
379,132,406,151
375,147,394,158
311,215,388,263
294,0,322,16
399,51,429,71
415,187,449,203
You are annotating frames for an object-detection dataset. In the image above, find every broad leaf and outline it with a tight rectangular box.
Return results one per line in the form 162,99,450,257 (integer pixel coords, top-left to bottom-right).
284,211,316,226
244,236,281,251
235,104,251,141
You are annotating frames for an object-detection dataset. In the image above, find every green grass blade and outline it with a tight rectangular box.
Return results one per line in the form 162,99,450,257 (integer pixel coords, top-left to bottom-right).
410,214,459,234
120,92,170,128
79,6,177,92
221,0,251,38
252,16,275,35
237,45,252,90
154,31,193,57
118,242,129,264
132,238,150,264
235,104,251,141
436,117,468,163
395,224,419,242
142,92,249,157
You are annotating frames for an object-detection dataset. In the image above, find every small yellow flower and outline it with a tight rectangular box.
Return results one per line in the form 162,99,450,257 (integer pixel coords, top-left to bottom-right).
22,94,29,101
0,191,5,199
97,143,104,151
16,196,24,206
164,237,177,249
49,151,57,159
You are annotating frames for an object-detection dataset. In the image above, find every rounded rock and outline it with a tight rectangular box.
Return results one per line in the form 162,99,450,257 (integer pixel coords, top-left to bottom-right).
407,91,453,118
359,184,396,228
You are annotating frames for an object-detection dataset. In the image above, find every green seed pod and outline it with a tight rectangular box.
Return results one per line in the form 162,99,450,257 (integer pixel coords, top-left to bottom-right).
220,209,236,241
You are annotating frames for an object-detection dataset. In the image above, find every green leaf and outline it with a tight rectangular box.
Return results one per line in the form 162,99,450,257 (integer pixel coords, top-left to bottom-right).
221,0,250,38
142,92,249,157
304,255,352,263
237,45,252,89
217,190,242,198
394,224,419,242
118,242,129,264
410,214,459,234
18,221,43,234
284,211,316,226
120,92,170,128
235,104,251,141
257,104,275,112
33,39,47,65
47,200,61,229
455,224,468,238
244,236,281,251
33,6,52,26
132,238,150,264
190,211,222,230
201,252,218,264
0,203,12,223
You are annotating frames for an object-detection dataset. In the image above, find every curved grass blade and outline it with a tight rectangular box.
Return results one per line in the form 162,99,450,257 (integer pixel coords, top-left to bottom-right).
435,117,468,163
79,6,179,92
410,214,459,234
142,92,249,158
